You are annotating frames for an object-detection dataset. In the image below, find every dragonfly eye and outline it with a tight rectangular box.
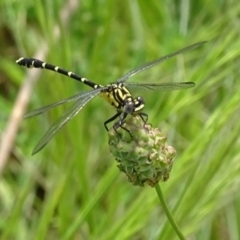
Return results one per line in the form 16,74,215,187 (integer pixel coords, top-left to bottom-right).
123,100,135,114
137,96,144,104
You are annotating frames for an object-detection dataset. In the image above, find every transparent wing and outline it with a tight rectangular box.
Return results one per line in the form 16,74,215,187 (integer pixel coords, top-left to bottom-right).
116,41,207,83
31,89,101,155
125,82,195,93
24,88,101,118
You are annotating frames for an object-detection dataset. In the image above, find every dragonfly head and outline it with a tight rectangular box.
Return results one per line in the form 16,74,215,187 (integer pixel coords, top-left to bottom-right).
133,96,145,113
123,96,145,114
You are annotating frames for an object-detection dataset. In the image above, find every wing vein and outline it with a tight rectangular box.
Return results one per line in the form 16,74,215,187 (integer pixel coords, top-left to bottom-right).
31,89,101,155
116,41,207,83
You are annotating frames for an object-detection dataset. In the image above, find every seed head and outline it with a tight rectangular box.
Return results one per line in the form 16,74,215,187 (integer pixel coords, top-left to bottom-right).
108,116,176,187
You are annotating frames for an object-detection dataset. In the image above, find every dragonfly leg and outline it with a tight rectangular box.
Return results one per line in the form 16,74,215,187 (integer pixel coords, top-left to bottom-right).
104,112,122,131
112,112,133,139
114,123,133,139
138,112,149,128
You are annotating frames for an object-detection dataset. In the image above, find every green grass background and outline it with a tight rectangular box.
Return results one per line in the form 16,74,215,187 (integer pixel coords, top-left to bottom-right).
1,0,240,239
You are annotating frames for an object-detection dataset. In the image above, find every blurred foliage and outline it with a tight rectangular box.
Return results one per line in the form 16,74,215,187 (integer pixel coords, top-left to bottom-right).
1,0,240,239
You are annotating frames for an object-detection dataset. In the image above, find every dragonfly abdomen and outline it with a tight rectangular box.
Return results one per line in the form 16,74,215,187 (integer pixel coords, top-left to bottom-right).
16,57,99,89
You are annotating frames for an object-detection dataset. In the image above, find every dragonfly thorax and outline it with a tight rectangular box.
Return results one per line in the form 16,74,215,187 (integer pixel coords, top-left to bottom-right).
100,83,132,109
101,83,145,114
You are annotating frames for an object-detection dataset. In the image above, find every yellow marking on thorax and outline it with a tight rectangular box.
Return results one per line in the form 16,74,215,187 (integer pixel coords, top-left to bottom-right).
99,84,132,109
100,90,120,108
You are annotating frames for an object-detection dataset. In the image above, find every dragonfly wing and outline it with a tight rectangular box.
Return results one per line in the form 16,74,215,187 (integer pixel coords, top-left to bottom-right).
24,89,101,118
32,89,101,155
125,82,195,93
116,41,207,83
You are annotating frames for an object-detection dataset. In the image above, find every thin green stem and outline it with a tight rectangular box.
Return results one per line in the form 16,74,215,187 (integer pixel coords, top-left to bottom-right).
155,183,186,240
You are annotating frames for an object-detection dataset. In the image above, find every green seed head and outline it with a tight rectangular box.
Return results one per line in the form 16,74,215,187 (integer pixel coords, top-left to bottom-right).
108,116,176,187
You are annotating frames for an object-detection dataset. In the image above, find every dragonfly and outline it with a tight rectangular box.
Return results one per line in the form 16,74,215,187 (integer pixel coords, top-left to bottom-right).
16,41,206,155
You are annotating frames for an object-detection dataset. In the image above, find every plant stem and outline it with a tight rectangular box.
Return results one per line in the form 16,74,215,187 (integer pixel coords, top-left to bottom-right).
155,183,186,240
